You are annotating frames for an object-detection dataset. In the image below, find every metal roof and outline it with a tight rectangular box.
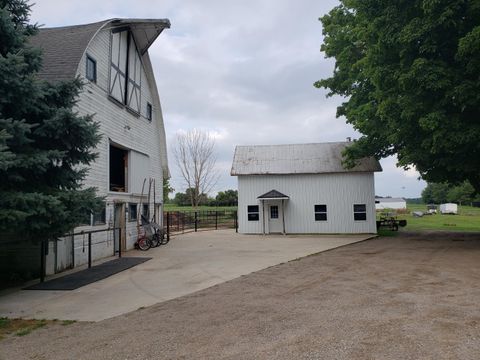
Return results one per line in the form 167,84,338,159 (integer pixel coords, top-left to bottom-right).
375,197,406,203
231,142,382,176
29,18,170,82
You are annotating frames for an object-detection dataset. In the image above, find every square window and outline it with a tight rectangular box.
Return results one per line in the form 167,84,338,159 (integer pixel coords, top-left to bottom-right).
86,55,96,83
146,103,152,121
247,205,259,221
354,204,367,221
129,203,138,222
93,206,106,225
270,205,278,219
314,204,327,221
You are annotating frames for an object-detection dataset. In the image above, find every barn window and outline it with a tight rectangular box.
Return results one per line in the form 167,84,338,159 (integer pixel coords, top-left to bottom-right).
270,205,278,219
86,55,97,83
247,205,259,221
109,28,142,113
128,203,137,221
142,204,149,219
146,102,152,121
314,204,327,221
354,204,367,221
109,144,128,192
93,206,106,225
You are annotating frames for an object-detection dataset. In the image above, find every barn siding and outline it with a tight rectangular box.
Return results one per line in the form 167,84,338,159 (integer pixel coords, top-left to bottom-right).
238,173,377,234
45,28,167,274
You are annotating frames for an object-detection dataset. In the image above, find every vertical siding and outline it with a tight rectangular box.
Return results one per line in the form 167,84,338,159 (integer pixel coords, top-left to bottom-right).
238,173,377,234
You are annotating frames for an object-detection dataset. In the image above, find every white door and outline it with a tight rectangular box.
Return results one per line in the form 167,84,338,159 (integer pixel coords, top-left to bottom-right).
268,204,283,233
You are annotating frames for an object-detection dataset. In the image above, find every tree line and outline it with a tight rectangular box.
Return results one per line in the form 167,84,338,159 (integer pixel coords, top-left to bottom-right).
168,188,237,207
421,182,480,205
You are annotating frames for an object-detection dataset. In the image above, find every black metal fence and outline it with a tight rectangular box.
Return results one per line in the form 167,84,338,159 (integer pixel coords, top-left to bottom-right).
164,210,238,237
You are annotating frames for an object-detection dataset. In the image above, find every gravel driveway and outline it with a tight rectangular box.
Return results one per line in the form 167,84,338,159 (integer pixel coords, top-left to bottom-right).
2,231,480,360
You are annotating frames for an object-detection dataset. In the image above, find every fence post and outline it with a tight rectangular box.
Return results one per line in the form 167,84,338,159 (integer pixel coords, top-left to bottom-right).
235,211,238,233
215,211,218,230
88,233,92,269
195,211,198,232
40,239,46,283
166,212,170,242
118,228,122,258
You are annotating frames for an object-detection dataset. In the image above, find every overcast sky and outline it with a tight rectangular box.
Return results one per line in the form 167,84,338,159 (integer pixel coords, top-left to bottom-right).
30,0,426,198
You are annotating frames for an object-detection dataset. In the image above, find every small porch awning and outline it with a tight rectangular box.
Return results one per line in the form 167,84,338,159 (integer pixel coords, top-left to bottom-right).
257,189,289,201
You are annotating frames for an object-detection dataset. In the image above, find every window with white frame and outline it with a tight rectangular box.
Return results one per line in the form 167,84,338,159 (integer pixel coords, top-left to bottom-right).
146,102,152,121
86,55,97,83
128,203,137,221
314,204,327,221
247,205,259,221
354,204,367,221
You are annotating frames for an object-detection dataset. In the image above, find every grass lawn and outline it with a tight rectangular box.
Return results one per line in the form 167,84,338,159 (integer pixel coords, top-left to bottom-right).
380,204,480,232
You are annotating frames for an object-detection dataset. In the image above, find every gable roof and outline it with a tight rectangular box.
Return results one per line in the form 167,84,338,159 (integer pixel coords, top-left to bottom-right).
29,18,170,83
231,142,382,176
257,190,289,200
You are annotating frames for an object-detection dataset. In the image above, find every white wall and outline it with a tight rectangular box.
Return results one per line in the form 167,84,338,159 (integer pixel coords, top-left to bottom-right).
237,173,377,234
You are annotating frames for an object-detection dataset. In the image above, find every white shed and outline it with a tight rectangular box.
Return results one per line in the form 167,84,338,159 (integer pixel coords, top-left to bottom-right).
231,142,382,234
440,203,458,214
375,197,407,210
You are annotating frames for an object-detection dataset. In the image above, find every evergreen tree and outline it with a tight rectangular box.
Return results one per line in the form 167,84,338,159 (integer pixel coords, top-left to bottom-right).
0,0,101,256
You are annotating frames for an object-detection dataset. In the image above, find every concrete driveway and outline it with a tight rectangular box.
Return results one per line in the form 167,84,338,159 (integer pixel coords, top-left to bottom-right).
0,230,372,321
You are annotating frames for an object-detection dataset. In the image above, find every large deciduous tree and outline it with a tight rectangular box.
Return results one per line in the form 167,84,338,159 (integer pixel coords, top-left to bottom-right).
0,0,101,258
172,129,219,208
316,0,480,192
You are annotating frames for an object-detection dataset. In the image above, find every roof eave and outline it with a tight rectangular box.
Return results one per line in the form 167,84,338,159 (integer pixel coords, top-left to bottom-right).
111,18,171,55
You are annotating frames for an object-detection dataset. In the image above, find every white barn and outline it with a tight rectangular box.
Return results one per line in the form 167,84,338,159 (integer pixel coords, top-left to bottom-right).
30,19,170,274
231,142,382,234
375,197,407,210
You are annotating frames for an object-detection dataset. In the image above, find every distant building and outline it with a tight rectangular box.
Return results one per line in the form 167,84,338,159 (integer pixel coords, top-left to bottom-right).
375,197,407,210
231,142,382,234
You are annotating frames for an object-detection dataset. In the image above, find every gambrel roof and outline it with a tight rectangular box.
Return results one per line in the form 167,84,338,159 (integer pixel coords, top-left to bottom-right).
29,18,170,83
231,142,382,175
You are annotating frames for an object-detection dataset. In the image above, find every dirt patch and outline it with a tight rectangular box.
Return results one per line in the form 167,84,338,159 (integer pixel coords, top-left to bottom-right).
1,231,480,359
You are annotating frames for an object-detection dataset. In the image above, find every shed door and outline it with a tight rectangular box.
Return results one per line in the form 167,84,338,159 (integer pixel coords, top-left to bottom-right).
268,204,283,234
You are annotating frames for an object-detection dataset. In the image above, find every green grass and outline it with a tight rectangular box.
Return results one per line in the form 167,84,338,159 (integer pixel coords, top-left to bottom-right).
164,204,237,212
61,320,76,326
379,204,480,232
0,318,49,340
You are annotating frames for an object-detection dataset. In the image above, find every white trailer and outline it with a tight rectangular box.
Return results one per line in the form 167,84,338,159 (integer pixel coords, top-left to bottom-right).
440,203,458,215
